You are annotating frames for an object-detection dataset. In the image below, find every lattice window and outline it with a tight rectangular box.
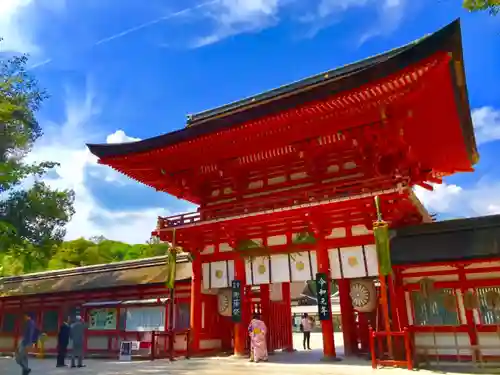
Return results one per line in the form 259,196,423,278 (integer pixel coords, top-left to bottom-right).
1,312,16,333
175,303,190,330
118,309,127,331
42,310,59,333
411,288,459,326
477,287,500,325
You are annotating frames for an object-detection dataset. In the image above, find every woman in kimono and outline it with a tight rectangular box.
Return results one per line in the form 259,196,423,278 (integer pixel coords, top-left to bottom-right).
248,314,268,363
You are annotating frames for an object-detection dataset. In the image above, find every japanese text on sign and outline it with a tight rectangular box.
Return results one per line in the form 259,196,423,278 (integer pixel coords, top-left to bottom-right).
315,273,331,321
231,280,242,323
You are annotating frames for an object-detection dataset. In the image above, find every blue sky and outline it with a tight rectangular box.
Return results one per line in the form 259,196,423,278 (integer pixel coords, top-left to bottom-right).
1,0,499,243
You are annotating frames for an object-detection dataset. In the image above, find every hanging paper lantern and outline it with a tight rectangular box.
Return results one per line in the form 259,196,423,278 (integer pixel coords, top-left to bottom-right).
463,291,479,310
485,290,500,311
419,277,435,300
443,293,457,312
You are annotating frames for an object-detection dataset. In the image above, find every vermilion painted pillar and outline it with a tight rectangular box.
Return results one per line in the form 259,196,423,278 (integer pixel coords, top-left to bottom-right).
282,282,294,351
260,284,270,350
338,278,357,356
189,253,202,354
233,257,247,356
316,239,336,359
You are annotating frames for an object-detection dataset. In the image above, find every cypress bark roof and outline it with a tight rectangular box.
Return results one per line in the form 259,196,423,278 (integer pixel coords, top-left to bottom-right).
87,19,474,164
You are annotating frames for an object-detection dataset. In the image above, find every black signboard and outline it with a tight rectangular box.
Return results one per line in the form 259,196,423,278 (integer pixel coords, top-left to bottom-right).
315,273,331,321
231,280,242,323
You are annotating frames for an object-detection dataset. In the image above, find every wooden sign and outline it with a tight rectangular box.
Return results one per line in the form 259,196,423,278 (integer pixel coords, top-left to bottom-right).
231,280,242,323
315,273,331,321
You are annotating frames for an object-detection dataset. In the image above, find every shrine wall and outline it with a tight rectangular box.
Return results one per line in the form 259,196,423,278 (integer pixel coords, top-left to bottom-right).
398,260,500,360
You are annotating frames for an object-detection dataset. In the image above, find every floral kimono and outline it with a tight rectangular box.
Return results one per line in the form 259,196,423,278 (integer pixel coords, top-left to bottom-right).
248,318,268,362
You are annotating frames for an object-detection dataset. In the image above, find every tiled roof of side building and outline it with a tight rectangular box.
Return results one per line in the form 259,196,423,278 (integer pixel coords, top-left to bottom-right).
0,254,191,298
391,214,500,265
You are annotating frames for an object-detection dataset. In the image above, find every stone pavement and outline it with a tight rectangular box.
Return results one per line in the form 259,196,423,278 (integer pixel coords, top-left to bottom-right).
0,333,480,375
0,354,482,375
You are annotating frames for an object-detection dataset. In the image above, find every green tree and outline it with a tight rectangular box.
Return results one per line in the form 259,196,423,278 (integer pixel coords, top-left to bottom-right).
463,0,500,14
0,43,75,272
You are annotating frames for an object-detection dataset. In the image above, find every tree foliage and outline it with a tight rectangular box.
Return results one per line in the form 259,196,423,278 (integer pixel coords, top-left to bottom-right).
0,237,172,276
463,0,500,14
0,42,76,273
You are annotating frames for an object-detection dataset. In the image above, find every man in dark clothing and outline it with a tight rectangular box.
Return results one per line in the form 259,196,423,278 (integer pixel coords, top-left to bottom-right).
15,313,36,375
56,317,71,368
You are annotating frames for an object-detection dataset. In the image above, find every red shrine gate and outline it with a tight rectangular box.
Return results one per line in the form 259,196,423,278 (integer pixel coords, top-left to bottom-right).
87,20,477,364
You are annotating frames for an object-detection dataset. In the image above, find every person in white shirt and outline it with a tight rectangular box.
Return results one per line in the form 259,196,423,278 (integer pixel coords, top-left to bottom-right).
300,313,314,350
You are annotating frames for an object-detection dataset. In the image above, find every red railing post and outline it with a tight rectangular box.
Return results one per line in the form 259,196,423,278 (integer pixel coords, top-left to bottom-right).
151,331,156,361
169,331,175,361
369,326,377,369
186,330,191,359
403,327,413,370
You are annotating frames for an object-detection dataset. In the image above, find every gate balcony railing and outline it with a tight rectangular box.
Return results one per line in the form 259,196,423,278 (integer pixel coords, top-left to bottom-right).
157,212,201,229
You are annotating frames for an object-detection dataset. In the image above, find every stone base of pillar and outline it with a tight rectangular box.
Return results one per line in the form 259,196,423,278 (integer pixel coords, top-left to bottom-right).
320,355,343,362
232,353,249,359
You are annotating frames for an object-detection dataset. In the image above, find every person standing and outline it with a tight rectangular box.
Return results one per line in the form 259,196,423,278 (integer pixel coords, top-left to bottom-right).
15,313,36,375
70,316,86,368
247,313,268,363
301,313,313,350
56,317,70,368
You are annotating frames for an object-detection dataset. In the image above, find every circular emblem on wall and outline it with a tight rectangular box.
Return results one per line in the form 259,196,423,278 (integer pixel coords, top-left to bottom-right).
258,264,266,275
215,270,223,279
348,256,359,268
295,261,305,271
350,279,376,313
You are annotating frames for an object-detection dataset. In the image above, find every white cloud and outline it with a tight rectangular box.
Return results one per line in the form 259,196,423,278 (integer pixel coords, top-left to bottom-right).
296,0,405,41
414,183,463,215
106,130,140,144
358,0,405,45
0,0,66,54
0,0,38,54
193,0,283,47
415,181,500,218
413,106,500,219
472,106,500,145
26,86,187,244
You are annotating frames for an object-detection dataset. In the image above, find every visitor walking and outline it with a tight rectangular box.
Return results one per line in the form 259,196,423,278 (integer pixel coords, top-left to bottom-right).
70,316,86,368
15,313,37,375
301,313,313,350
248,314,268,363
56,316,70,367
